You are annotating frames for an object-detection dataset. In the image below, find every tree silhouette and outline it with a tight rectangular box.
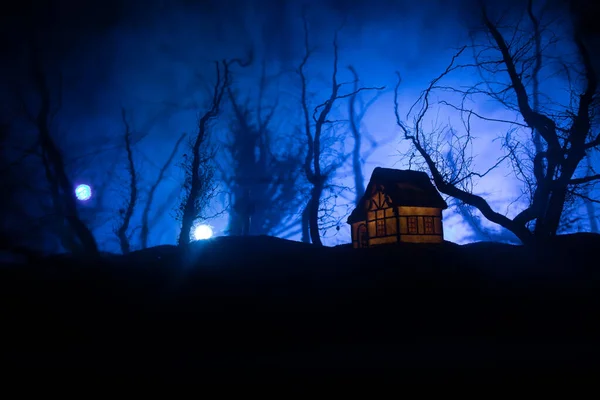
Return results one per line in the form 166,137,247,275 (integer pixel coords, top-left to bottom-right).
583,154,599,232
25,41,98,255
176,57,251,246
113,108,140,254
140,132,186,249
221,62,304,237
0,120,48,258
394,0,599,245
347,65,385,206
297,15,383,246
445,148,520,243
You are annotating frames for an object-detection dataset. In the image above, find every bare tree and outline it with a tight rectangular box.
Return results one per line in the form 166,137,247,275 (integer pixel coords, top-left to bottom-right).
114,109,139,254
26,42,98,255
297,16,383,246
0,122,49,257
347,65,385,206
394,0,599,245
221,62,304,237
140,133,186,249
176,57,251,246
583,154,599,232
445,149,520,243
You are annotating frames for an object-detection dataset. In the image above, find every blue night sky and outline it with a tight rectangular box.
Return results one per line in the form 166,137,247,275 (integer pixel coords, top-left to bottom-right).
1,0,598,252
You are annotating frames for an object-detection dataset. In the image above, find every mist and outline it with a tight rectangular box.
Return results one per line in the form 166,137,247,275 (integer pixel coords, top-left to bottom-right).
1,0,597,253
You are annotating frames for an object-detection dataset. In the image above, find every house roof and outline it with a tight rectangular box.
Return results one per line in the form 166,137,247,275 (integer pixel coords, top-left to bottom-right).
347,167,448,224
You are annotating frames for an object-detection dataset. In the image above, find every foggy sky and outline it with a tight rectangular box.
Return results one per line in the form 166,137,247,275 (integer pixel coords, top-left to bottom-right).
1,0,598,250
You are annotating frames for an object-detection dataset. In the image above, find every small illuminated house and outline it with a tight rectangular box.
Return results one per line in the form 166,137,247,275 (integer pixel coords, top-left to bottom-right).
348,167,448,248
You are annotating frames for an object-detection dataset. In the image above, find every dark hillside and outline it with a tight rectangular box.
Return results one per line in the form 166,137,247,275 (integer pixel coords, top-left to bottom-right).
2,234,599,369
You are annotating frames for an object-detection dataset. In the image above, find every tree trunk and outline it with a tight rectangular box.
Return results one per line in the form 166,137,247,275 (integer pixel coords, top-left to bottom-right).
116,110,137,255
532,180,552,237
31,50,98,256
586,197,599,233
543,187,569,238
177,60,231,247
585,154,598,233
117,229,131,254
179,206,194,246
141,133,185,249
308,183,323,246
66,215,99,255
352,137,365,206
301,206,310,243
178,122,205,247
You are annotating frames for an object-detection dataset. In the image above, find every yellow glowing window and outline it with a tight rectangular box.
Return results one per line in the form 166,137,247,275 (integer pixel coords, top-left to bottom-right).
407,217,418,234
376,219,385,236
424,217,434,234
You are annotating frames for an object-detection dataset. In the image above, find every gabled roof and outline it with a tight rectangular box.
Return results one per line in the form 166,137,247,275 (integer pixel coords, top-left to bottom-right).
347,167,448,224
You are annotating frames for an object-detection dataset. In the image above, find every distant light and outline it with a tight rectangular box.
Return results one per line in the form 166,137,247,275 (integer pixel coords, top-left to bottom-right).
194,224,213,240
75,184,92,201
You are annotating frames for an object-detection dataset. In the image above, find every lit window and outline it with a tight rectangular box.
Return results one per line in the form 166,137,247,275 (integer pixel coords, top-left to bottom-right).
407,217,418,234
424,217,434,234
359,225,368,247
376,219,386,236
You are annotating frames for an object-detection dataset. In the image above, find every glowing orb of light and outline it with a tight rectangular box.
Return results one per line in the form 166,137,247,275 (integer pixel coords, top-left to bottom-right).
193,224,213,240
74,184,92,201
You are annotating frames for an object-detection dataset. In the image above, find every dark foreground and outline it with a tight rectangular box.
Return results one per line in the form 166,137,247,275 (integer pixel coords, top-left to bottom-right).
2,234,600,370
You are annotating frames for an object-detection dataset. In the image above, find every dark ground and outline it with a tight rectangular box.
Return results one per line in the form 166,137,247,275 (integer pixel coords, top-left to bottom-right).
1,233,599,370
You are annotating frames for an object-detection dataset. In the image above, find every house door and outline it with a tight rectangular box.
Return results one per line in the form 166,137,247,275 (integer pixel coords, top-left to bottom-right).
358,224,368,248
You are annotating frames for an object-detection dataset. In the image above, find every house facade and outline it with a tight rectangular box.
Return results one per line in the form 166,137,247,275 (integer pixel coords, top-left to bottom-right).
347,168,448,248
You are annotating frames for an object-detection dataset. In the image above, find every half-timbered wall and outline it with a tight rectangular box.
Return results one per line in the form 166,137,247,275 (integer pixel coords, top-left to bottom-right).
351,191,444,248
366,188,398,245
396,205,443,243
